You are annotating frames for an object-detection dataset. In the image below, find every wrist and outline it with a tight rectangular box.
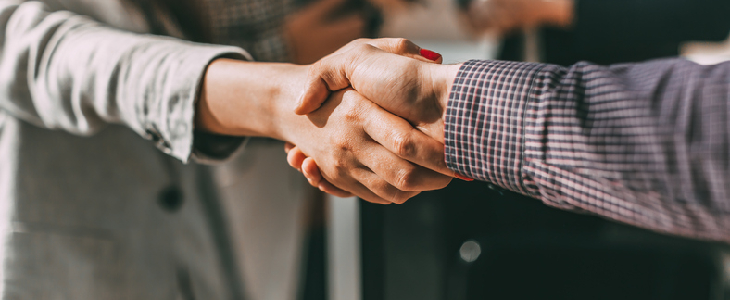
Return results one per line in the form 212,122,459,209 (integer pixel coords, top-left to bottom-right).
418,63,461,144
425,63,462,121
196,58,308,139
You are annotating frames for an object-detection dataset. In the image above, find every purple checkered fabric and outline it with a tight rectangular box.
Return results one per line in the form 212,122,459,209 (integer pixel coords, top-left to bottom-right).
445,58,730,242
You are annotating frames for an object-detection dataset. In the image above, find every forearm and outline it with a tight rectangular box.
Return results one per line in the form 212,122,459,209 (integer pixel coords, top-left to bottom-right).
196,58,309,140
444,58,730,242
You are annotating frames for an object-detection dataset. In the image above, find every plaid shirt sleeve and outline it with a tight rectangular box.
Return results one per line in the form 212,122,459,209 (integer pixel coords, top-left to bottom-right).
445,58,730,242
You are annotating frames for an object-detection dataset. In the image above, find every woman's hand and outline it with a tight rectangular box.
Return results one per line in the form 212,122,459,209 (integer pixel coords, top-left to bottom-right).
285,141,356,197
285,141,354,197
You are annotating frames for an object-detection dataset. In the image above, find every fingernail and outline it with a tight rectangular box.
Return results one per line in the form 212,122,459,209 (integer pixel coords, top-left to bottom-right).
454,174,474,181
420,49,442,61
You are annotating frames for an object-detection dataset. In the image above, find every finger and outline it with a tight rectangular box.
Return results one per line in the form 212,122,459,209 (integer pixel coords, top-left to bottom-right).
336,179,393,204
360,38,442,64
302,157,323,186
318,180,356,198
357,141,451,192
419,48,443,64
305,170,353,198
314,161,399,204
287,146,308,172
296,53,352,115
284,142,296,153
349,167,420,204
299,157,352,198
356,94,455,178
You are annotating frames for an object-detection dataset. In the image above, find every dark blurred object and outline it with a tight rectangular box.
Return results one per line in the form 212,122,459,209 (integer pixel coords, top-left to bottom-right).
362,180,730,300
295,0,384,38
451,241,719,300
440,182,726,300
300,195,329,300
492,0,730,65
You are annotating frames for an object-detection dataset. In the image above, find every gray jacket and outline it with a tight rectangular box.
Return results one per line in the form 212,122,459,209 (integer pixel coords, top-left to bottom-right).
0,1,309,299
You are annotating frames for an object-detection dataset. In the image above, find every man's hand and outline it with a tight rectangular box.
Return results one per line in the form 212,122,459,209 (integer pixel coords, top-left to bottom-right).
281,89,453,204
296,38,459,144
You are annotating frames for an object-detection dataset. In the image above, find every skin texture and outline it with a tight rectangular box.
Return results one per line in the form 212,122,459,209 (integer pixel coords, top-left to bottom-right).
195,39,453,204
289,39,463,197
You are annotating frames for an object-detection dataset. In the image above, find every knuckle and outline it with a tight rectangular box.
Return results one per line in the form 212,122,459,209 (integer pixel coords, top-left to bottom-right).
331,163,348,180
393,166,419,191
390,190,418,204
435,177,452,190
391,192,409,204
333,145,351,162
391,131,416,158
328,143,352,171
348,39,367,50
307,61,324,77
344,108,362,123
393,38,412,53
341,99,364,122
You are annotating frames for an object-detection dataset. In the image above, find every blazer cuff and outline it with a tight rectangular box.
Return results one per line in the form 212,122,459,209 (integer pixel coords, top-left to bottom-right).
140,42,252,164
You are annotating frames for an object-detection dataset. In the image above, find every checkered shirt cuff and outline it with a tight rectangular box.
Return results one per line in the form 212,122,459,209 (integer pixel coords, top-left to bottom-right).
445,60,546,195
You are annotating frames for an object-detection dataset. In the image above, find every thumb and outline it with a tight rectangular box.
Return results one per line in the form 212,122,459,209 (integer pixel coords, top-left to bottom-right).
295,38,443,115
295,53,353,115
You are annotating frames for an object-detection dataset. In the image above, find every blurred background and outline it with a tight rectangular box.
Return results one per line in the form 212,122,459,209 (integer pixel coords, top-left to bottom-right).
284,1,730,300
8,0,730,299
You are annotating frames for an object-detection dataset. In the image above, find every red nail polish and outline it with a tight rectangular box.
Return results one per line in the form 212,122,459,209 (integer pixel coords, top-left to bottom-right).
420,49,442,61
454,174,474,181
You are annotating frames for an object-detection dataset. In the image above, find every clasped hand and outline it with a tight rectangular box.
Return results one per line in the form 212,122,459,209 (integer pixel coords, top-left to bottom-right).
284,38,462,204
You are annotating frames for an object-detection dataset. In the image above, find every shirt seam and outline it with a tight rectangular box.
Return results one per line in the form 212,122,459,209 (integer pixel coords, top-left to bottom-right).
518,64,548,195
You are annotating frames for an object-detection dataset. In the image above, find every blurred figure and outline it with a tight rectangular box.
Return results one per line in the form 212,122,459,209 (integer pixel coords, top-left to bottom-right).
461,0,571,36
460,0,730,65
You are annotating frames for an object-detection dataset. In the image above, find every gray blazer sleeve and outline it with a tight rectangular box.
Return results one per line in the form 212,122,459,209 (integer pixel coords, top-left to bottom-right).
0,1,250,162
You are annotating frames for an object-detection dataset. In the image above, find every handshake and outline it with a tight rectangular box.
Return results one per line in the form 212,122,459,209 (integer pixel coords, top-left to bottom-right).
195,36,730,242
197,38,466,205
283,38,465,204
